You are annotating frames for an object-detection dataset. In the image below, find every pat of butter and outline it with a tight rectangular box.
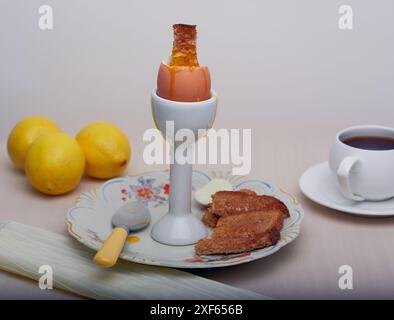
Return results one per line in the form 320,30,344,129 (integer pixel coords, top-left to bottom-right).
194,178,234,206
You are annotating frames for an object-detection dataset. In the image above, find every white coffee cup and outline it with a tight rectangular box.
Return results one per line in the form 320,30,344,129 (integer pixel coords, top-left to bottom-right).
329,125,394,201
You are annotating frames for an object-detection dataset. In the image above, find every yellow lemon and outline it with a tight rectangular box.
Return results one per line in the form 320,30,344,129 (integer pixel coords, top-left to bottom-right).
25,133,85,195
7,116,61,170
76,122,131,179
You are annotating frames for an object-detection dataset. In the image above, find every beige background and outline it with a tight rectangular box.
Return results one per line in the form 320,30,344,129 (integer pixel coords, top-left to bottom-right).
1,0,394,299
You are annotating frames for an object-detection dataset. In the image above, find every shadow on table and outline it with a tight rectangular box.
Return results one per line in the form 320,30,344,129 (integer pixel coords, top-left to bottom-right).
187,235,300,298
300,194,394,225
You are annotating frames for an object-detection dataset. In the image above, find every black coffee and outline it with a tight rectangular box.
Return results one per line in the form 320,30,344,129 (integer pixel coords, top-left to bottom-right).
343,136,394,151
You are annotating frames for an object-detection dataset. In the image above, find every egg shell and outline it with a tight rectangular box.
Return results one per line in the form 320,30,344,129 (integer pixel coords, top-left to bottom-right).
157,62,211,102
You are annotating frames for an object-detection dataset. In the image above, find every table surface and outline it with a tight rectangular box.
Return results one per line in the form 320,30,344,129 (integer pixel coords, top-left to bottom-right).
1,120,394,300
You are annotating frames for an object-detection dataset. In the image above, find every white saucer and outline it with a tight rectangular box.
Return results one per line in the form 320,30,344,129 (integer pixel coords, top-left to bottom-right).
299,162,394,217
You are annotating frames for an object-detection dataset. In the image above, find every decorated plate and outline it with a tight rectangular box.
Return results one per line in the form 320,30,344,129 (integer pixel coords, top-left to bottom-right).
66,170,304,268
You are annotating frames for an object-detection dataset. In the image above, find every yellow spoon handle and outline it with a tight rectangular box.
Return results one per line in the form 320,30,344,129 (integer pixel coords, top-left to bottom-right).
94,227,128,268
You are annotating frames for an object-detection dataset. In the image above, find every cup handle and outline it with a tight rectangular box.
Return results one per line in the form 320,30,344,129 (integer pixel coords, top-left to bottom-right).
337,156,364,201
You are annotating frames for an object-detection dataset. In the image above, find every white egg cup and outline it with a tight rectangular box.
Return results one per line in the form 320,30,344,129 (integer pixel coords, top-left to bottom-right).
150,89,218,246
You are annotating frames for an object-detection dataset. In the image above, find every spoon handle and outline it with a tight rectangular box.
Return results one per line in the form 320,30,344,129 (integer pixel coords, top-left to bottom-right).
94,227,128,267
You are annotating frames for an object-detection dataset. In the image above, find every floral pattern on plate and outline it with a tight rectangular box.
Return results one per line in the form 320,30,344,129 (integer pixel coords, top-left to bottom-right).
120,176,170,207
66,170,304,268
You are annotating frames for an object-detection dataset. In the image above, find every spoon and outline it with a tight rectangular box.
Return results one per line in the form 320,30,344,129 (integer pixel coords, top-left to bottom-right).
94,202,151,268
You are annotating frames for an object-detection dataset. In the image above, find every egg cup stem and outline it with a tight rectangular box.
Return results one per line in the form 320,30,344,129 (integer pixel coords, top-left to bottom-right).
169,156,192,215
150,90,217,246
150,144,208,245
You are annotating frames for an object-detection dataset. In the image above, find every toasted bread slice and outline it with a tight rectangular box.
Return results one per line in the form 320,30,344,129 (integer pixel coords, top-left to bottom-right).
201,190,289,228
201,211,219,228
170,24,199,67
210,191,289,218
195,210,284,255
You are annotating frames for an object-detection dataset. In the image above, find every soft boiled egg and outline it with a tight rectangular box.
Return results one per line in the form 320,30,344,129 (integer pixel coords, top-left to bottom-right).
157,61,211,102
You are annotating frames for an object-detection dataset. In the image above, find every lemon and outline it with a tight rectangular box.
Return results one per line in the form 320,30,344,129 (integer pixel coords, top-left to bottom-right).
25,133,85,195
76,122,131,179
7,116,61,170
